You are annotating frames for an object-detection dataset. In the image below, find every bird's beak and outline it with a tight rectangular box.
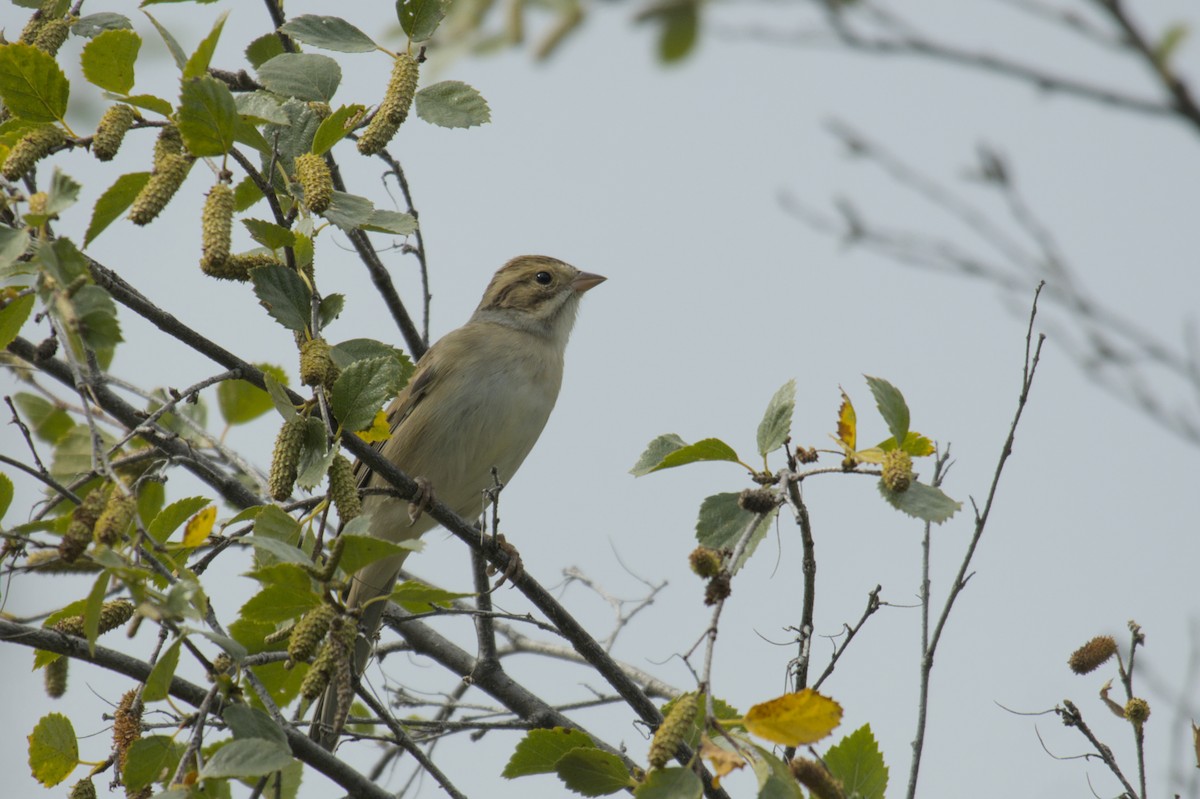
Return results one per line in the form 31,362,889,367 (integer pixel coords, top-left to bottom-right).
572,271,607,293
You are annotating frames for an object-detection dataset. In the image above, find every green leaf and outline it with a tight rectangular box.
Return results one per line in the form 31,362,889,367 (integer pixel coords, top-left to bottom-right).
182,12,227,80
397,0,448,42
331,356,405,432
82,571,108,653
233,175,265,212
85,172,150,247
757,379,795,457
865,376,909,450
251,264,312,332
245,33,286,70
249,534,309,570
178,75,237,156
80,29,141,95
391,579,472,612
657,2,699,63
361,209,417,235
556,748,633,796
633,767,703,799
27,712,78,787
41,169,81,219
148,496,211,544
503,728,596,778
223,705,287,745
141,11,187,71
12,393,72,444
311,103,365,155
257,53,342,102
263,372,298,420
1155,22,1189,65
318,293,344,330
0,472,12,522
242,218,295,250
0,293,34,349
200,738,294,779
748,742,805,799
136,480,164,526
629,433,687,476
72,13,134,39
641,437,740,474
218,364,287,426
112,92,172,117
0,225,32,273
242,563,320,623
414,81,490,128
122,736,180,792
322,191,375,231
235,91,289,125
280,16,378,53
335,534,413,576
261,98,321,166
696,493,776,572
70,285,123,352
294,415,335,490
331,338,413,376
877,480,961,524
142,637,181,702
0,43,69,122
823,724,888,799
878,430,935,458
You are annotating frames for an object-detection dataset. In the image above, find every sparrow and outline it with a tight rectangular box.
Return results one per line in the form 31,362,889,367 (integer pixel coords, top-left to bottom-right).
312,255,604,748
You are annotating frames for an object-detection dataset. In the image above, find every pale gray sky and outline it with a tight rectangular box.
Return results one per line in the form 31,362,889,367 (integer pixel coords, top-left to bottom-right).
3,1,1198,797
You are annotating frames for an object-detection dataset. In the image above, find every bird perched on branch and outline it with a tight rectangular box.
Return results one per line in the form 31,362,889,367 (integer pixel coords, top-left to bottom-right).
312,254,605,748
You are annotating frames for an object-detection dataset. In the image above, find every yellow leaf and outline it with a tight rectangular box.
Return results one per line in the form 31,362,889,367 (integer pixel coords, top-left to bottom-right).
698,736,745,788
1099,679,1125,719
738,689,842,746
355,409,390,443
182,506,216,547
834,388,856,453
853,447,885,465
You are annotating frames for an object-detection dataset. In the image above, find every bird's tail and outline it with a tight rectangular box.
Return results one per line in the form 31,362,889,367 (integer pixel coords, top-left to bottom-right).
310,550,410,750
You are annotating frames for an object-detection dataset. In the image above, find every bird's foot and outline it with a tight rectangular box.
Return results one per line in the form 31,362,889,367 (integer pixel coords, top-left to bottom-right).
407,476,435,524
487,533,523,589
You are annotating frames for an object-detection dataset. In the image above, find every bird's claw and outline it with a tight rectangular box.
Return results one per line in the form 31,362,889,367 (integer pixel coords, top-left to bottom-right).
407,476,435,525
486,533,523,589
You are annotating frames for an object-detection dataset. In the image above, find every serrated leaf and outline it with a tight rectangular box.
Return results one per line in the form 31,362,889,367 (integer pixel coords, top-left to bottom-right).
503,727,596,777
0,44,68,123
834,387,856,453
141,11,187,71
391,579,472,612
355,409,390,443
148,496,211,544
83,572,107,653
218,364,287,425
294,416,334,490
242,218,295,250
182,505,216,547
865,376,909,450
72,13,134,39
695,493,775,573
330,338,412,373
280,16,378,53
251,264,312,332
739,689,842,747
245,33,286,70
70,285,123,352
122,735,179,792
257,53,342,102
823,724,888,799
877,480,961,524
235,91,289,125
312,103,365,155
136,480,164,526
556,748,633,796
335,534,412,576
322,191,375,231
200,737,293,779
223,705,287,745
113,92,172,117
182,12,227,80
629,433,686,476
0,292,34,349
80,29,141,95
362,209,417,235
27,712,78,787
398,0,448,42
248,531,307,568
0,225,31,272
142,637,181,702
757,379,795,457
240,568,319,623
263,372,298,420
12,393,72,443
634,767,703,799
86,171,150,246
649,438,740,473
331,356,404,432
0,472,12,521
748,742,805,799
233,175,264,211
41,169,80,219
318,293,344,331
178,75,236,156
877,430,935,458
415,81,490,128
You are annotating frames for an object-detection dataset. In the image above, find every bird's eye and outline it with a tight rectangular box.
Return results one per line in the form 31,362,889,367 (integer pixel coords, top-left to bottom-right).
534,271,553,286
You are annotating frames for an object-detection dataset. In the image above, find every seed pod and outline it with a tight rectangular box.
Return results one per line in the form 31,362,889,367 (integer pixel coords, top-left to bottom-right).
2,125,65,181
153,125,184,166
688,546,723,579
880,449,913,493
44,655,68,698
1125,697,1150,725
648,692,698,769
307,101,332,120
300,338,338,389
200,182,234,272
33,17,70,55
19,11,47,44
300,638,337,701
328,453,361,523
92,104,135,162
202,251,276,282
294,152,333,213
269,416,307,501
704,573,731,606
128,152,192,225
94,492,136,545
1068,635,1118,675
789,758,845,799
68,779,97,799
26,549,103,573
738,487,777,514
288,604,336,666
53,599,134,638
112,688,142,772
59,483,112,562
357,52,419,156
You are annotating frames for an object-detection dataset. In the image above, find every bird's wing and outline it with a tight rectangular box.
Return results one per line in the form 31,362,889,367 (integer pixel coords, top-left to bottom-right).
352,345,440,490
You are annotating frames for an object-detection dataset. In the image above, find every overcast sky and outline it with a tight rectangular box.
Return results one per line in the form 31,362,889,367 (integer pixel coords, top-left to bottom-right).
3,1,1199,797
